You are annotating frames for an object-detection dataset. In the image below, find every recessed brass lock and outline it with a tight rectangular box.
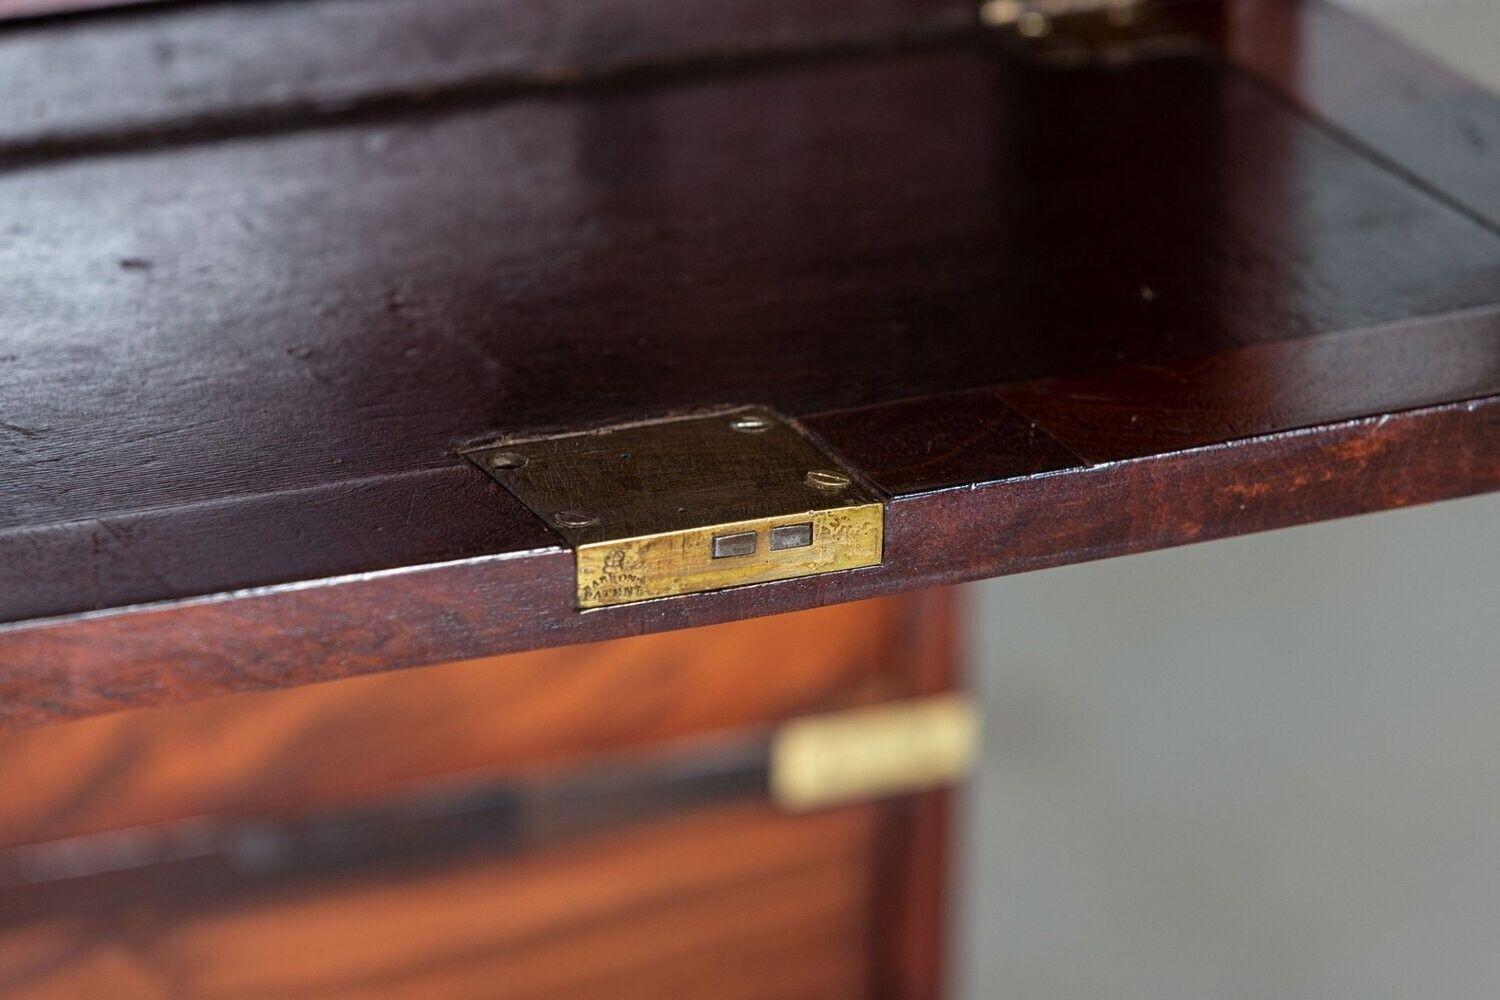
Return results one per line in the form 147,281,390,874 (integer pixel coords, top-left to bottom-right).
463,408,884,608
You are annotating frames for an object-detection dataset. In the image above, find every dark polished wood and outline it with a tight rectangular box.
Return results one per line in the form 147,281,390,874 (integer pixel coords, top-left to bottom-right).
0,2,1494,997
995,307,1500,462
0,0,971,158
7,390,1492,730
0,0,1497,726
0,593,955,998
807,390,1082,495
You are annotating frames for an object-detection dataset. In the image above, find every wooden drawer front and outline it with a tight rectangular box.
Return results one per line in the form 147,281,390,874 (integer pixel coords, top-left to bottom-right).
0,597,912,846
0,591,955,998
0,803,877,1000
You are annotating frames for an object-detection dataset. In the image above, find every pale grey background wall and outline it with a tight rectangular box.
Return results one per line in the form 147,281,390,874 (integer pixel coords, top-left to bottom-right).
956,4,1500,997
1334,0,1499,85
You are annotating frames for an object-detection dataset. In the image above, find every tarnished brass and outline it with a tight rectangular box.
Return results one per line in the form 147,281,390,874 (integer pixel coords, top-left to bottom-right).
980,0,1191,61
770,695,980,811
462,408,884,608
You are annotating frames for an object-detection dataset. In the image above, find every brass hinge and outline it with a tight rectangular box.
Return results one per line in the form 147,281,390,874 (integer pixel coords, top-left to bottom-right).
981,0,1142,35
771,695,980,811
979,0,1189,61
463,408,884,609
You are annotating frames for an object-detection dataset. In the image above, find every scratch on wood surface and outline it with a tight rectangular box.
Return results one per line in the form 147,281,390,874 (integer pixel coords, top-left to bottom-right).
0,420,49,440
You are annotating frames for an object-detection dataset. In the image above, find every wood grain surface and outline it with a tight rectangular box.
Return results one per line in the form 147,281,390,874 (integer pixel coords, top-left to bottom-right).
0,801,880,999
0,0,1496,725
869,586,960,1000
0,597,909,845
993,307,1500,462
0,592,952,998
0,0,972,158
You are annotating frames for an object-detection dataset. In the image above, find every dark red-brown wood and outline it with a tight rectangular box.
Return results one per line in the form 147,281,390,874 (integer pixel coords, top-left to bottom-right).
0,0,1497,727
0,0,972,159
994,307,1500,462
0,599,905,845
870,586,962,1000
0,593,956,998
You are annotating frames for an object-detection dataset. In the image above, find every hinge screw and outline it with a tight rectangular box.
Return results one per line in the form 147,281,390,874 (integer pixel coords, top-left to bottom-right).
1017,10,1052,36
488,451,527,470
805,469,851,493
979,0,1052,36
730,414,772,434
553,511,599,529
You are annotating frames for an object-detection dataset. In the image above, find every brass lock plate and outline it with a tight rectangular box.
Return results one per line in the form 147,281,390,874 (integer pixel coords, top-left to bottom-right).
462,408,884,608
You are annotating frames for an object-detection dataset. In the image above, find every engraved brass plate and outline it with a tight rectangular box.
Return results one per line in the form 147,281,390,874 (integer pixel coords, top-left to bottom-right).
770,695,980,811
462,408,884,607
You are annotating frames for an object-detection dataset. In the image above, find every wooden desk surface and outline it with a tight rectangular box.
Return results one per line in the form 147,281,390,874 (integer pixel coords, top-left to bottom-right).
0,0,1496,726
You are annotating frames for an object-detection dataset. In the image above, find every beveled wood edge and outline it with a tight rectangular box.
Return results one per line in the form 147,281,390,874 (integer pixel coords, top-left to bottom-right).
1,391,1493,729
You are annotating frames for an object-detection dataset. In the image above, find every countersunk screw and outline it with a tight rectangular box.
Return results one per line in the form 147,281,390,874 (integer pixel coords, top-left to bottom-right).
1017,10,1052,36
805,469,851,493
553,511,599,529
730,414,772,434
488,451,527,470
